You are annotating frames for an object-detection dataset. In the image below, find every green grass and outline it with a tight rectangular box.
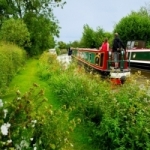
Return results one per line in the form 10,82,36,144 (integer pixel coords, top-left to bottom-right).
3,58,60,108
3,57,97,150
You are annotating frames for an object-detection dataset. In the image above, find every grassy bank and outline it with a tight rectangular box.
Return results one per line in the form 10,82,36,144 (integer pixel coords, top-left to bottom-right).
3,57,95,150
2,52,150,150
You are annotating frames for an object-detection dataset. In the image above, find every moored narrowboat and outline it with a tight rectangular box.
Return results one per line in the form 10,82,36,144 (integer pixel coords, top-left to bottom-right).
127,41,150,70
71,48,130,84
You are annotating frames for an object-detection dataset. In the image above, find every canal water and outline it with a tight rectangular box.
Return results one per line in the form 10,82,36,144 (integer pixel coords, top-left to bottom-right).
57,54,72,68
131,68,150,81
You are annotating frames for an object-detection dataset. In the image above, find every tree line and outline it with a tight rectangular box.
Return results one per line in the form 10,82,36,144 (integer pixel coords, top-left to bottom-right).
59,6,150,50
0,1,150,55
0,0,66,55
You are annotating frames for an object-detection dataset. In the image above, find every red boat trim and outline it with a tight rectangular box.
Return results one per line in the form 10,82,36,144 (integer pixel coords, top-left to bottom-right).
72,55,107,71
72,48,100,53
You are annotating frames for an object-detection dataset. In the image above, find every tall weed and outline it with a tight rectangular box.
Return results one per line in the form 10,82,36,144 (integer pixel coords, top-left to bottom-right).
0,84,78,149
0,42,26,94
38,52,150,149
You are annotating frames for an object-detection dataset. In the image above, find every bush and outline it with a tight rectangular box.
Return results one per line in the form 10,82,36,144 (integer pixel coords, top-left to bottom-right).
38,52,150,149
0,84,78,149
89,73,150,149
0,42,26,94
0,18,30,48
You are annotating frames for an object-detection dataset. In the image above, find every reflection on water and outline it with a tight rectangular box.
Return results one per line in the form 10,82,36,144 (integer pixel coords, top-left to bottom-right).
57,54,72,68
131,68,150,78
131,68,150,96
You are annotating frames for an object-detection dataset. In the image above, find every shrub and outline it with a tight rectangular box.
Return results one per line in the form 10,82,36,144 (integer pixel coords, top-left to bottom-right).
0,42,26,94
38,52,150,149
0,18,30,48
0,84,78,149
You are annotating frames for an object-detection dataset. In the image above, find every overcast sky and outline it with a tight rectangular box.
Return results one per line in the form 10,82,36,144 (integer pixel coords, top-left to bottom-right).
53,0,148,43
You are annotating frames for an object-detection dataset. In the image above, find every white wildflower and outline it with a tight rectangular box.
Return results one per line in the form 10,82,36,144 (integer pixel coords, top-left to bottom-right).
34,147,37,150
17,97,21,100
20,140,29,148
31,120,37,124
1,123,11,135
30,138,33,141
70,143,74,147
0,99,3,108
3,109,8,118
7,139,12,143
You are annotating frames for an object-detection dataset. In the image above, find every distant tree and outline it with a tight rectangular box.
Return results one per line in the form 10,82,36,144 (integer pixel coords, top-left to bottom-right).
80,24,96,48
113,10,150,46
57,41,67,49
80,24,112,49
0,18,30,47
70,40,81,48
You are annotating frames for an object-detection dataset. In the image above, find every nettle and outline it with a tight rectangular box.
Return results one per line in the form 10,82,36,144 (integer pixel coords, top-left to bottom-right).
0,84,79,150
88,74,150,150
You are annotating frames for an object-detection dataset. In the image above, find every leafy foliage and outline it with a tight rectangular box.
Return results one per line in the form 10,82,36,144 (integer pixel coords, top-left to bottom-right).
80,24,113,49
0,18,30,48
114,11,150,45
0,84,77,149
37,52,150,149
0,0,66,55
23,13,57,55
0,42,26,94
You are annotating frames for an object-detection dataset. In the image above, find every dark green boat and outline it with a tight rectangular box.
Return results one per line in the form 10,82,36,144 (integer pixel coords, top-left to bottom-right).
127,41,150,70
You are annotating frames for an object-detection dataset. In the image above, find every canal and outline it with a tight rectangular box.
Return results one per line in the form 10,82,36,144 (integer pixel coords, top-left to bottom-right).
57,54,150,82
131,68,150,80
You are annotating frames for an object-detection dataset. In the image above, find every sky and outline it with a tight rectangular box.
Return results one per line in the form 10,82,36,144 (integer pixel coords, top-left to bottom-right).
53,0,148,43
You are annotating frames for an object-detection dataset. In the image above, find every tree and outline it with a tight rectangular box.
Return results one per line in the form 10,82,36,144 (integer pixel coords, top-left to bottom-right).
80,24,112,49
0,18,30,47
23,13,57,55
113,10,150,46
70,40,81,48
0,0,66,55
57,41,67,49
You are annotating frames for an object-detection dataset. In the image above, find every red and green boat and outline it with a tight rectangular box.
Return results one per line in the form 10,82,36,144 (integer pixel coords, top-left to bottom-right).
71,48,130,84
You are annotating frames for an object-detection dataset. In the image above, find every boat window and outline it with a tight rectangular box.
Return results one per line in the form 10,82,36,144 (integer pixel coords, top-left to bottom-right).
127,41,131,49
89,53,91,60
100,53,104,67
130,41,135,49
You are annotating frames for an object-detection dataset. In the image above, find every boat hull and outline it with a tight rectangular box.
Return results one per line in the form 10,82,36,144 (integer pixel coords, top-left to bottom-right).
127,49,150,70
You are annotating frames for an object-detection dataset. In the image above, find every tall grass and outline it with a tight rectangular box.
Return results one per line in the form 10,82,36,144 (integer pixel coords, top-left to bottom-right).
0,42,26,94
38,52,150,149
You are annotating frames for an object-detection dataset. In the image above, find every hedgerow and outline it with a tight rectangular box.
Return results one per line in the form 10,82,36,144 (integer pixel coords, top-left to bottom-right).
0,42,26,94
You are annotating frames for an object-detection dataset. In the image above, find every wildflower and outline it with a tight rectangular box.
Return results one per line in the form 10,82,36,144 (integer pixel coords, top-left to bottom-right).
30,138,33,141
3,109,8,118
0,99,3,108
70,143,74,147
1,123,11,135
34,147,37,150
31,120,37,128
7,139,12,143
31,120,37,124
20,140,29,148
16,90,21,95
17,97,21,100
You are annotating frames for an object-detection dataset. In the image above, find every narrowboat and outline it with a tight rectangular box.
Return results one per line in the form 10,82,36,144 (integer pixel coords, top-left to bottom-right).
127,41,150,70
71,48,131,84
